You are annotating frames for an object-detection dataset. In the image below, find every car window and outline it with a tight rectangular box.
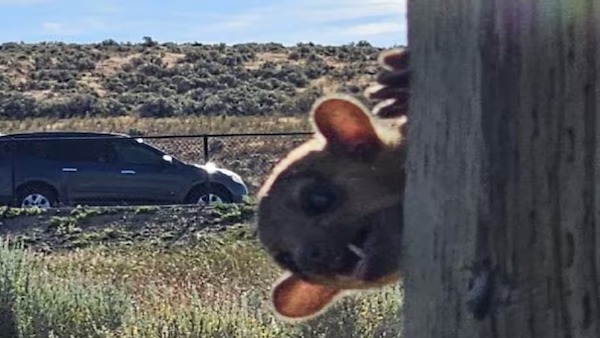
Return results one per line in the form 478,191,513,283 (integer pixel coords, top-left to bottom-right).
0,140,11,161
17,139,117,163
64,140,117,163
92,141,118,163
17,140,58,160
116,142,163,165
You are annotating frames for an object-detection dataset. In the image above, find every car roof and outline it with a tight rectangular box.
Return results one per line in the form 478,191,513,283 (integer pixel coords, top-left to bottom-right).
0,131,130,139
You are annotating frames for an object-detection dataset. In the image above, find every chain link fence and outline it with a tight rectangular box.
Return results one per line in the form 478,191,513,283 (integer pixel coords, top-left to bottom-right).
141,132,312,193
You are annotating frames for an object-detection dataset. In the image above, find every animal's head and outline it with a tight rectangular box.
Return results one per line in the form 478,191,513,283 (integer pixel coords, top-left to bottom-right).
257,95,406,321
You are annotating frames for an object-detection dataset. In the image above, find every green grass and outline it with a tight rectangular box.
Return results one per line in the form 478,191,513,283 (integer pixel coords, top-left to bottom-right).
47,205,157,231
0,115,312,135
0,206,46,219
0,227,403,337
0,241,130,337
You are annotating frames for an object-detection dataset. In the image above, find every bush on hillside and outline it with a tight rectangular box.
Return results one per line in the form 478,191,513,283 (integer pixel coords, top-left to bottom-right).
0,40,397,119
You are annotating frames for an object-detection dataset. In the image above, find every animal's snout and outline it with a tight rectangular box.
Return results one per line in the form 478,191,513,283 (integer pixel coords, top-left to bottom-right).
274,244,339,276
295,244,338,275
275,242,359,277
301,245,327,261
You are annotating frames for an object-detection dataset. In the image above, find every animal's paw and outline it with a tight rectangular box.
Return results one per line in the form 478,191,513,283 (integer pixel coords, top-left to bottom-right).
365,48,410,118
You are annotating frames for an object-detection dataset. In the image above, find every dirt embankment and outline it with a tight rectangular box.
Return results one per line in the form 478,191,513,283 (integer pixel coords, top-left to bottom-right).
0,204,256,252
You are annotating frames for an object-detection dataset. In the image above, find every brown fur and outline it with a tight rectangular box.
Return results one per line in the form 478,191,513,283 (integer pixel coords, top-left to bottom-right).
257,49,410,322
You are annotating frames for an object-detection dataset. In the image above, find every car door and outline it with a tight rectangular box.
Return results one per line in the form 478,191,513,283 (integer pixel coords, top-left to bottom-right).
59,139,125,205
110,139,188,204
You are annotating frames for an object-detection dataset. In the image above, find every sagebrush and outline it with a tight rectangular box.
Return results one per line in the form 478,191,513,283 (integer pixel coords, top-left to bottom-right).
0,225,403,337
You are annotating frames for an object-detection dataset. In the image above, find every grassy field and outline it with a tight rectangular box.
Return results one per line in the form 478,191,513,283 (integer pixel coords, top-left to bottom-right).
0,40,403,336
0,205,403,337
0,114,312,135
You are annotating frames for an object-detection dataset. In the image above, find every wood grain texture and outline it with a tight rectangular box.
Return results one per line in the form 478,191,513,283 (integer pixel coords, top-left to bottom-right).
402,0,600,337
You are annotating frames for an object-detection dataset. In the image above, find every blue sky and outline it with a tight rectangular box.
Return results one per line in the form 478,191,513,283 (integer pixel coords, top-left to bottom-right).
0,0,407,47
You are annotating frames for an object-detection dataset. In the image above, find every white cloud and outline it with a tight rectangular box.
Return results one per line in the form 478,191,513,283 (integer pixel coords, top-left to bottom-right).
278,1,407,45
41,17,108,36
185,0,406,45
92,1,123,15
338,22,404,37
206,13,261,32
41,22,80,35
15,0,407,45
168,0,406,23
291,0,407,23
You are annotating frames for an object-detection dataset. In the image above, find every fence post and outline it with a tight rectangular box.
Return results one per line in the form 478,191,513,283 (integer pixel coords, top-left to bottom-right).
203,135,209,164
10,138,16,207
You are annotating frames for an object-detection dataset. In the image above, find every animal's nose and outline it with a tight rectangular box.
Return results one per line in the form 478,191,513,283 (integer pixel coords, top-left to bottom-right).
275,243,360,277
302,245,326,261
294,244,351,275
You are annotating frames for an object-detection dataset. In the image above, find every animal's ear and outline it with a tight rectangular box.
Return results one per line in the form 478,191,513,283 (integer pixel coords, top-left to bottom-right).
311,96,382,159
271,273,342,322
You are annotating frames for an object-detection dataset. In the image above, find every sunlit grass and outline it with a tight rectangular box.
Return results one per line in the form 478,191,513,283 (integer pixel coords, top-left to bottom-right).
0,226,403,337
0,115,312,136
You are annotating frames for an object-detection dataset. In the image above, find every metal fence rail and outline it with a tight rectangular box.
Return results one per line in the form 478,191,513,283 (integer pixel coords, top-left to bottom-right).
141,132,313,192
0,132,314,204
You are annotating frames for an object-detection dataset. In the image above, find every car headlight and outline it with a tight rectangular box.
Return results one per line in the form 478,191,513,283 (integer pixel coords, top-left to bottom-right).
200,162,246,186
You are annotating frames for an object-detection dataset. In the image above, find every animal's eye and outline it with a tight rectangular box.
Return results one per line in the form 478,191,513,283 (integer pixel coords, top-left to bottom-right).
300,182,339,216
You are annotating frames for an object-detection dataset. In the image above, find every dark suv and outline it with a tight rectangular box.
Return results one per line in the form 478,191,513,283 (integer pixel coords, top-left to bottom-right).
0,132,249,208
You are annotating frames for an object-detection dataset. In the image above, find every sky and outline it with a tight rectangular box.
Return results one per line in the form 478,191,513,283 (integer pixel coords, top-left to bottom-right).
0,0,407,47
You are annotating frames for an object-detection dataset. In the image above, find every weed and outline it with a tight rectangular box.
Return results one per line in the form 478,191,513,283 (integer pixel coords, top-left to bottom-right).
0,206,46,219
0,240,131,337
0,218,403,337
211,202,256,224
134,206,159,214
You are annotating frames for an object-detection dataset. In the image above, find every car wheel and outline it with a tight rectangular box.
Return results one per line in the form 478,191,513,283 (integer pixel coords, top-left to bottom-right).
17,185,57,209
187,184,232,206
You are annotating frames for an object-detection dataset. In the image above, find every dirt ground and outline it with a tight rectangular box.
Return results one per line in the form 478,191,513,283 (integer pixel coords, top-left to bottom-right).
0,204,256,251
